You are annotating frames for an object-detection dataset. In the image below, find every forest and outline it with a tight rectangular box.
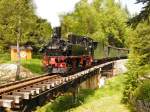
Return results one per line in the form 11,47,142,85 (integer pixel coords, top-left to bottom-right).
0,0,149,111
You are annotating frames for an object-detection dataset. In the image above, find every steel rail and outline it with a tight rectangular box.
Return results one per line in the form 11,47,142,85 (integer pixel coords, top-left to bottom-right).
0,74,59,95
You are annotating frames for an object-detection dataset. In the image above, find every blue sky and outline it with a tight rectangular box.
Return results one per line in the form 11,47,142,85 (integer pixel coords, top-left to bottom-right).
33,0,143,27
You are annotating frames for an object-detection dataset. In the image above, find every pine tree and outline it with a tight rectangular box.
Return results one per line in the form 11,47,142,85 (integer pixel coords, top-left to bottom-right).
128,0,150,27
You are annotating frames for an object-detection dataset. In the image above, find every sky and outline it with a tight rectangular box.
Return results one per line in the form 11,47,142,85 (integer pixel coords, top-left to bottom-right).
117,0,143,14
33,0,143,27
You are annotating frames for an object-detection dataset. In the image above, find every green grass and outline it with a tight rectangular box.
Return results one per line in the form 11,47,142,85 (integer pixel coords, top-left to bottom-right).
36,75,133,112
0,53,11,63
21,59,44,74
70,75,132,112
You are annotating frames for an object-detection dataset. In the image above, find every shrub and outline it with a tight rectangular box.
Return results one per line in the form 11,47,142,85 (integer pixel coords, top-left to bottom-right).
122,64,150,103
134,80,150,102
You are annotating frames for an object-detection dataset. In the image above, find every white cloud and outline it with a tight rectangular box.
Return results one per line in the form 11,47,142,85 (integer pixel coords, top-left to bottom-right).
33,0,80,27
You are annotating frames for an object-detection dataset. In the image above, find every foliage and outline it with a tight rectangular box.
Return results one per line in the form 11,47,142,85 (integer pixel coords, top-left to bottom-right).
122,62,150,103
60,0,132,47
0,53,10,63
0,0,52,52
134,80,150,102
122,68,140,103
36,75,132,112
26,18,52,52
128,0,150,27
123,0,150,102
123,16,150,104
128,23,150,66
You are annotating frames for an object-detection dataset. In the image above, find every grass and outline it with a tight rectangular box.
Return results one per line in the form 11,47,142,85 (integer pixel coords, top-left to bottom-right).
21,59,44,74
70,75,132,112
36,75,133,112
0,53,44,74
0,53,11,63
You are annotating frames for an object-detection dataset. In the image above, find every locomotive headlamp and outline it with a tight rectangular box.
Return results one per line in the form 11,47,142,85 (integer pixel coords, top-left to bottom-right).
62,46,68,51
89,45,92,48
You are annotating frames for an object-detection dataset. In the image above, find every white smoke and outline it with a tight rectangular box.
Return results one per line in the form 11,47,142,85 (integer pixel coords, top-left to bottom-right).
33,0,80,27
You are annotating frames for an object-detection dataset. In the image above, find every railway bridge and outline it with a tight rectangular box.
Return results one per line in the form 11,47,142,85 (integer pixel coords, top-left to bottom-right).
0,46,128,112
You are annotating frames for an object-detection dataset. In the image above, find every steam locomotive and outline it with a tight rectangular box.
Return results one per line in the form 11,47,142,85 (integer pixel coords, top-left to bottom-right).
42,27,97,74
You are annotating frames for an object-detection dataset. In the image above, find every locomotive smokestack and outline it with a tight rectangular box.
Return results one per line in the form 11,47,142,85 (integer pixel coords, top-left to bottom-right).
53,27,61,39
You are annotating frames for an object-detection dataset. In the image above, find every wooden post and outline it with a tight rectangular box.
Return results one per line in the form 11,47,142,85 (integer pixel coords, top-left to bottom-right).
16,16,21,81
108,46,110,57
69,85,79,104
72,86,79,104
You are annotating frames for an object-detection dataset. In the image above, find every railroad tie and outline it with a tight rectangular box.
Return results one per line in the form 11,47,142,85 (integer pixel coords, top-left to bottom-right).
44,83,53,89
2,95,22,104
70,75,75,80
21,89,36,96
68,76,73,80
65,77,69,82
13,92,31,100
54,80,59,85
62,77,66,82
58,78,63,84
33,85,46,92
50,82,55,87
29,87,41,95
0,99,14,108
40,84,51,90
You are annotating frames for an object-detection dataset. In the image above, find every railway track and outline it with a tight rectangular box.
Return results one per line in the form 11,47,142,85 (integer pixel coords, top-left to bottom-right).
0,57,127,111
0,74,60,94
0,74,65,109
0,71,83,111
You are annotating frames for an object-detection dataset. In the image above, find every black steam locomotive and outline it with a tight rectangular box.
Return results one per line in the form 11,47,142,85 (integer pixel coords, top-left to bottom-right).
42,27,97,74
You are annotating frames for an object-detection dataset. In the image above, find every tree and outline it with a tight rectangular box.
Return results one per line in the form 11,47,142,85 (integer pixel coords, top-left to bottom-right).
0,0,36,80
26,18,52,52
122,0,150,104
128,0,150,27
60,0,131,47
0,0,52,79
0,0,52,52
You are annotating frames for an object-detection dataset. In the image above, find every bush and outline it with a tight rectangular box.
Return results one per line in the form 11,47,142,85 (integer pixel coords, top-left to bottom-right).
122,70,140,103
134,80,150,102
122,64,150,103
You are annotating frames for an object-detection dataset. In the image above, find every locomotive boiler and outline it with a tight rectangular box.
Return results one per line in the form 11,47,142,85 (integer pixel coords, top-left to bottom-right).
42,27,97,75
